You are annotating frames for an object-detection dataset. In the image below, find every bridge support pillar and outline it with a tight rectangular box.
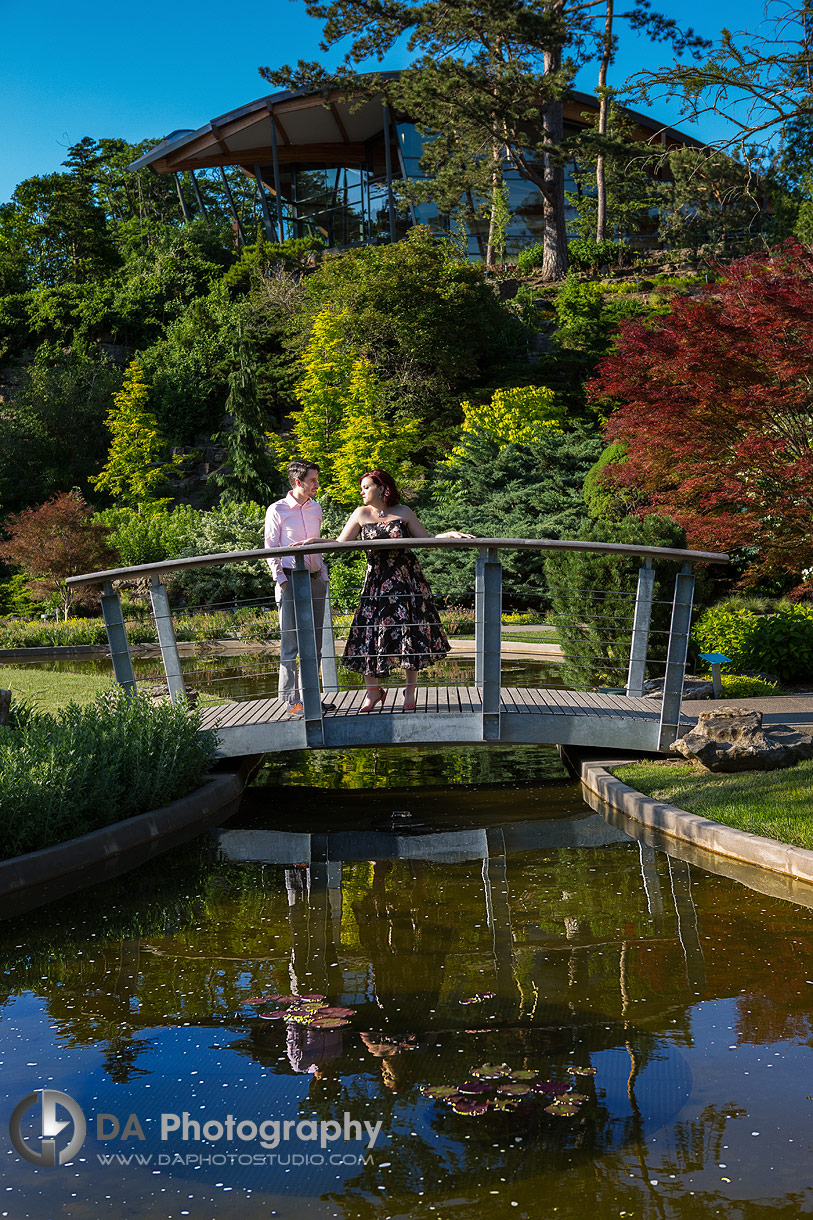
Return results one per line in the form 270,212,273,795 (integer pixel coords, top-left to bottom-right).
292,556,325,747
658,562,695,751
101,582,137,697
476,548,502,741
150,576,187,704
627,560,654,697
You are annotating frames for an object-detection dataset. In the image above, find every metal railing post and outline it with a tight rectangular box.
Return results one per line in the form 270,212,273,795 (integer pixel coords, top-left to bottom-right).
320,585,339,694
477,548,502,742
149,575,187,704
101,581,137,696
291,556,324,746
658,562,695,751
475,550,485,688
626,560,655,697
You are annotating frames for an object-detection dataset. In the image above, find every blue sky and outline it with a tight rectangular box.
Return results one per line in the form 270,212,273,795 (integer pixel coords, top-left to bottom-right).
1,0,771,205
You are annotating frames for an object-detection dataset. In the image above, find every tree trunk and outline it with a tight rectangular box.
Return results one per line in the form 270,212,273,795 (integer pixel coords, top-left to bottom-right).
541,98,568,280
596,0,614,243
541,27,569,282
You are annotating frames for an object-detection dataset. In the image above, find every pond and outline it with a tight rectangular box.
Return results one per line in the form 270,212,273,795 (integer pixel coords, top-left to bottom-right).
14,655,566,701
2,743,813,1219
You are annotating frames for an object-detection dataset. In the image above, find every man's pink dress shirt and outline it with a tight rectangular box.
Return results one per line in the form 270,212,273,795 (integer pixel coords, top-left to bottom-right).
264,492,327,584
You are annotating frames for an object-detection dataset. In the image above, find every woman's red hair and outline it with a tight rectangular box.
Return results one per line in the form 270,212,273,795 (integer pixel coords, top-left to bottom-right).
362,469,400,506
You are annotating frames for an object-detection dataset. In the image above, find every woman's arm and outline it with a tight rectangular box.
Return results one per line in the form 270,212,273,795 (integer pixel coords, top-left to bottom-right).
399,506,473,540
337,508,364,543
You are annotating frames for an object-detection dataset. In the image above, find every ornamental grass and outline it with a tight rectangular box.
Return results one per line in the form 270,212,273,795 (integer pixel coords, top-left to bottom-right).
0,687,217,859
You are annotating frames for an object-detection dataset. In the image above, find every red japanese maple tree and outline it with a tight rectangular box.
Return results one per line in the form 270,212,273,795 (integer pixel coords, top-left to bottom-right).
0,491,115,619
588,242,813,587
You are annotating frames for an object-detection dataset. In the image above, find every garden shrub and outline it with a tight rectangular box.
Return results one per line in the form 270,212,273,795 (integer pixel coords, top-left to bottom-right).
692,604,813,683
718,674,779,698
691,605,760,672
516,244,545,274
0,687,217,858
94,504,200,567
167,501,275,609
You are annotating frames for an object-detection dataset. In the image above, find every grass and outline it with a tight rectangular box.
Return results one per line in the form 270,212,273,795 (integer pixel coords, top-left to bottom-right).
0,665,113,712
613,758,813,850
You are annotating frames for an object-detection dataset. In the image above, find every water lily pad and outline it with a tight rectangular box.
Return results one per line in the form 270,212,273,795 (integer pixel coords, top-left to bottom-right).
450,1097,492,1115
497,1082,531,1096
567,1093,589,1103
545,1101,581,1117
507,1069,538,1081
533,1080,571,1095
308,1017,349,1029
421,1085,459,1100
493,1096,520,1111
258,1011,287,1020
458,1081,493,1094
244,995,276,1006
298,994,326,1002
568,1065,597,1076
470,1063,511,1079
316,1006,356,1018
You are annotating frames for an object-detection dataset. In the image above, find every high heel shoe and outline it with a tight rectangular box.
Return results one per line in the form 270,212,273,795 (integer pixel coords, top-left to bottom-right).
402,687,417,712
360,686,387,712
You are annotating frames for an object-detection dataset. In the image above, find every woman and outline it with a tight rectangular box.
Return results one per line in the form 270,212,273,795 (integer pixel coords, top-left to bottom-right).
338,470,471,711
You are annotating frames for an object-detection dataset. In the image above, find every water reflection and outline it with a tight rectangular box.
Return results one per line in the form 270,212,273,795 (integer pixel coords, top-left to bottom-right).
1,747,813,1218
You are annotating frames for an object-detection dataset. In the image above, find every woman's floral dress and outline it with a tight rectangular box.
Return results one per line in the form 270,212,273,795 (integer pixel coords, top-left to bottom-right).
341,518,450,676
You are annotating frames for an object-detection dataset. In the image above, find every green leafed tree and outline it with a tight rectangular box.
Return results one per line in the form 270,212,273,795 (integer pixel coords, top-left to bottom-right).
281,307,423,504
0,344,122,514
91,359,174,513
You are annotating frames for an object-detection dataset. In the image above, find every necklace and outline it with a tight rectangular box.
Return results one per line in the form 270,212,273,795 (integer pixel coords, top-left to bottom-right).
376,507,388,518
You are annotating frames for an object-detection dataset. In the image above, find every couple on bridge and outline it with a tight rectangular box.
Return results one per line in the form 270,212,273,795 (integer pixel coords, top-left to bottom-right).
264,459,472,717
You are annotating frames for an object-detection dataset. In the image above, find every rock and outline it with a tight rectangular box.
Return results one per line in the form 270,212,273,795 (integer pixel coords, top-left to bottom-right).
147,683,198,707
643,675,715,700
673,707,813,772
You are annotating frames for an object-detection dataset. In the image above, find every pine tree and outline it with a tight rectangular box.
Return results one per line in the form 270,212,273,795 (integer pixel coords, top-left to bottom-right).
212,332,281,503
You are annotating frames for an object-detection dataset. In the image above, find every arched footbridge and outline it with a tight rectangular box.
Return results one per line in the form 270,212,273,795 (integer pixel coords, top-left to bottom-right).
68,537,729,758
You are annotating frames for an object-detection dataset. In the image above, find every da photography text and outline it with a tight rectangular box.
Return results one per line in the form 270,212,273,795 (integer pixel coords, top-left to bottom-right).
9,1089,385,1169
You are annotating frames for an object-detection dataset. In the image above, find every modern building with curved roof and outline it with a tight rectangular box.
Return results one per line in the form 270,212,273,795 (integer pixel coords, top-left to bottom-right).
130,74,704,258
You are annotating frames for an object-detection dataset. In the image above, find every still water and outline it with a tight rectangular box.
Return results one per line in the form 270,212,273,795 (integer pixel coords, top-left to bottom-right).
2,744,813,1219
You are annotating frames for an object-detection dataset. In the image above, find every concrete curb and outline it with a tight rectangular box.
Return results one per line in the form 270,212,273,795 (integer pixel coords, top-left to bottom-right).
579,756,813,901
0,767,252,920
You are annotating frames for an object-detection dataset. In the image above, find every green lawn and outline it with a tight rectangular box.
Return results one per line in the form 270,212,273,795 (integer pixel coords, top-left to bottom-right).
613,758,813,850
0,666,114,713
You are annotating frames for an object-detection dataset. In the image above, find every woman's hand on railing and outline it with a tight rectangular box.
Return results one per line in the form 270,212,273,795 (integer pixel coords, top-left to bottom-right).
436,530,476,540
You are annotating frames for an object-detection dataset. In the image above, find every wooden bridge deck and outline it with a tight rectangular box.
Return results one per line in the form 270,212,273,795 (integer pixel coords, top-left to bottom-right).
200,685,683,757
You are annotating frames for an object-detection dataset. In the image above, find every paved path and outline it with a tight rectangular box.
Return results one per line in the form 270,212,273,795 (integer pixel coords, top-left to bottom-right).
681,693,813,731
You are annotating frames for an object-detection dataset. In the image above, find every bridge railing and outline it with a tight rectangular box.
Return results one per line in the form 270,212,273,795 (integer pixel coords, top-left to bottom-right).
67,537,729,751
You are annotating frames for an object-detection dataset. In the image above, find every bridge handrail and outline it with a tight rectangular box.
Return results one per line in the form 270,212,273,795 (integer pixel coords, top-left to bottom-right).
66,536,730,588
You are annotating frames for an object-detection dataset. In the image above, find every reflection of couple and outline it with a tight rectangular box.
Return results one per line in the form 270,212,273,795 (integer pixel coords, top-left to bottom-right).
265,459,471,715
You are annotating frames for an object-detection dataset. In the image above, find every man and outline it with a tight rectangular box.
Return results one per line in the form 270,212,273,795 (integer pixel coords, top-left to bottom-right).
264,459,330,717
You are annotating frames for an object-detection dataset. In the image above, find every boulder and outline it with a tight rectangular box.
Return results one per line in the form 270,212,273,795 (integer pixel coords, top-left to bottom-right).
673,707,813,772
643,675,715,700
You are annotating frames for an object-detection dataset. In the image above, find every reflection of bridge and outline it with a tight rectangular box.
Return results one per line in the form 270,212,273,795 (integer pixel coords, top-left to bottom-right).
68,536,728,757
